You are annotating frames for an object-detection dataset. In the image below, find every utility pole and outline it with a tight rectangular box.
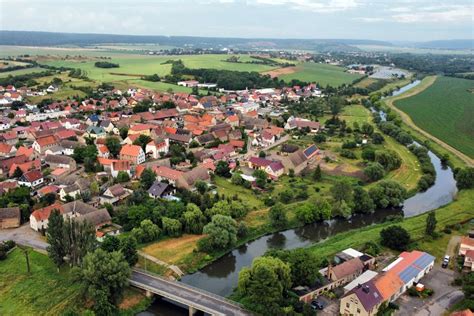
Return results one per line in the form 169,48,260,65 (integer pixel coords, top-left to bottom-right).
18,245,31,274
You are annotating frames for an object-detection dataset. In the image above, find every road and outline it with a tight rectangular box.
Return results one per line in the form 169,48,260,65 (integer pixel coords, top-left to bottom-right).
130,269,252,316
0,224,48,252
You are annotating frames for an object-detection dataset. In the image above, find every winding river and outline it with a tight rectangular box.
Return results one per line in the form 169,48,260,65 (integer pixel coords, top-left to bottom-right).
142,80,458,315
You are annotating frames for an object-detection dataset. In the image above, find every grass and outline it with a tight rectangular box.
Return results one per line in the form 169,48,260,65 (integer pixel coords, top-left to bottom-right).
279,62,362,87
394,76,474,159
214,176,264,210
0,248,81,315
308,188,474,259
142,234,204,266
0,66,46,78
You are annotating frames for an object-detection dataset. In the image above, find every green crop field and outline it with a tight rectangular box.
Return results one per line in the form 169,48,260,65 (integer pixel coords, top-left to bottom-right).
395,76,474,158
0,66,46,78
279,62,362,87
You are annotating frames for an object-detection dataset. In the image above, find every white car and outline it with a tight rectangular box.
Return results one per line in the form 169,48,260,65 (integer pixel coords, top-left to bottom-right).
442,255,450,268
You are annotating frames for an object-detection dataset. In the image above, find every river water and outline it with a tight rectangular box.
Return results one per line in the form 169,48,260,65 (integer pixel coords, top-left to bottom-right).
143,80,457,314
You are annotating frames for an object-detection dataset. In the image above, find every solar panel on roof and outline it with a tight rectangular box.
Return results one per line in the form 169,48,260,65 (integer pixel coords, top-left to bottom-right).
413,253,435,269
304,145,317,157
399,266,420,283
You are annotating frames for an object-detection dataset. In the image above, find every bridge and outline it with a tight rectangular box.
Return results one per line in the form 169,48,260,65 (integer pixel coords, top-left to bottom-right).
130,269,252,316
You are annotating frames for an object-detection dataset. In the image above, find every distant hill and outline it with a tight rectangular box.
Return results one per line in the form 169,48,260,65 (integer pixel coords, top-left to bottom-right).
413,40,473,50
0,30,391,52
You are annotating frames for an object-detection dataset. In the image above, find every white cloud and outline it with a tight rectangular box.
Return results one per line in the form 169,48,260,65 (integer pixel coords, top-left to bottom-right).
249,0,361,13
355,17,384,23
391,5,473,23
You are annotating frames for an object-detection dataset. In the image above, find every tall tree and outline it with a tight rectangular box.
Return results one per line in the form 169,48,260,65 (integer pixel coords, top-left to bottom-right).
63,218,96,266
119,236,138,266
312,164,322,181
74,249,131,315
199,215,237,251
46,209,66,269
425,212,437,237
140,168,156,190
269,203,288,229
105,136,122,157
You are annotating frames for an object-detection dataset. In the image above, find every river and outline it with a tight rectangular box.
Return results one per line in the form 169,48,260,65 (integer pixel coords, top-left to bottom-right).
142,80,457,314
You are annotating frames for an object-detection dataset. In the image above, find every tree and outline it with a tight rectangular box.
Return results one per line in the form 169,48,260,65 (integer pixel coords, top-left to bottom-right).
364,162,386,182
63,218,96,266
119,236,138,266
116,171,130,183
361,123,374,135
238,256,291,314
90,181,100,196
258,150,266,158
162,217,182,237
375,150,402,171
182,203,206,234
352,186,375,214
13,166,23,178
231,172,244,185
199,215,237,251
74,249,131,315
455,168,474,190
312,164,322,181
425,212,437,237
133,134,152,151
215,161,231,178
253,169,267,189
101,235,121,252
369,180,407,209
119,127,128,140
132,219,161,243
195,180,208,194
332,200,352,219
140,168,156,190
330,179,353,204
371,133,384,144
266,248,321,287
361,147,376,161
46,209,66,269
380,225,411,251
105,136,121,157
269,203,288,229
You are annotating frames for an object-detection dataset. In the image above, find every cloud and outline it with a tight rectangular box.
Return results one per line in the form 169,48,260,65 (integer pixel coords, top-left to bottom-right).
391,5,473,23
355,17,384,23
249,0,361,13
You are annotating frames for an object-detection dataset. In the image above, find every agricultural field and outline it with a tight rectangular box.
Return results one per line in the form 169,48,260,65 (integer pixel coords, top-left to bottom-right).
394,76,474,158
0,66,46,78
278,62,363,87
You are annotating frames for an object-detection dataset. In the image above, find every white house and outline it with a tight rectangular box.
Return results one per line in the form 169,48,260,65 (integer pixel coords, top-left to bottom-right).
145,138,169,159
18,169,44,188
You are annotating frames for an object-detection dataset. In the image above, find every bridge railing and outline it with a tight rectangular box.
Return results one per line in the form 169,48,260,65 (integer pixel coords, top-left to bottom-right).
132,267,247,309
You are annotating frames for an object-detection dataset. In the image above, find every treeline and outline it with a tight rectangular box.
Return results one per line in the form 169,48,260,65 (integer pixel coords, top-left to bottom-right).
224,55,295,67
94,61,119,68
167,59,289,90
0,70,56,87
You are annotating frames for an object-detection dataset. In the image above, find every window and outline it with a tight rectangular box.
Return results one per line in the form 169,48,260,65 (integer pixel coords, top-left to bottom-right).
346,303,350,308
357,308,361,314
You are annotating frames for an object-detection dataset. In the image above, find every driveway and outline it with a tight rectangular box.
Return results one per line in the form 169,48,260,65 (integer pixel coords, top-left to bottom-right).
395,266,463,316
0,223,48,251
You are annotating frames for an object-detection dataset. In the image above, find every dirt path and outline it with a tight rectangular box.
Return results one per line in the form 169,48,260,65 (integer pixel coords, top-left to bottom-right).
384,76,474,167
446,236,461,259
262,66,298,78
137,250,184,277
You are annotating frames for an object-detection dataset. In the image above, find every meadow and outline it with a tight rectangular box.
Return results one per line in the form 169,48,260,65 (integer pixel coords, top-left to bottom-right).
279,62,362,87
394,76,474,158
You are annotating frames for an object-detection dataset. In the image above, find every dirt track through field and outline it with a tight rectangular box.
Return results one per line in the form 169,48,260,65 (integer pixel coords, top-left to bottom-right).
262,66,298,78
385,76,474,167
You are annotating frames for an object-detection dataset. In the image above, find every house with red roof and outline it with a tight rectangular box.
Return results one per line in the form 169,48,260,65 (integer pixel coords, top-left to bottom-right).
111,160,131,178
119,144,145,165
0,143,16,157
145,138,169,159
33,135,59,154
18,169,44,188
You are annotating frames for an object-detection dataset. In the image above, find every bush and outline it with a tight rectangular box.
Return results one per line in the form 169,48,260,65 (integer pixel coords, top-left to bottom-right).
443,227,452,234
0,250,6,260
380,225,411,251
340,149,357,159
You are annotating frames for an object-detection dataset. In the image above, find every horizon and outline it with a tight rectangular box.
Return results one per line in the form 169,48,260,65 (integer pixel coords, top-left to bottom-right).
1,0,472,42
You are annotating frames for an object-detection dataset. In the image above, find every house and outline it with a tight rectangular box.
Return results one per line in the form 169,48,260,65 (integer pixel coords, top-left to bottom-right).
59,183,82,201
328,257,365,283
111,160,131,178
45,154,77,170
119,144,145,165
99,184,131,205
176,167,210,190
154,166,183,185
33,135,59,154
60,140,80,156
145,138,169,159
463,250,474,271
285,117,320,133
248,157,273,170
29,202,64,231
99,120,115,133
147,181,174,199
340,251,435,316
18,169,44,188
0,207,20,229
0,143,16,157
459,236,474,256
85,125,106,139
265,161,285,179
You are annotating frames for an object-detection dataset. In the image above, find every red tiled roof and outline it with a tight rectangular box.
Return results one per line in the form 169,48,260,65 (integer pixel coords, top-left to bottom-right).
120,144,142,157
31,202,64,221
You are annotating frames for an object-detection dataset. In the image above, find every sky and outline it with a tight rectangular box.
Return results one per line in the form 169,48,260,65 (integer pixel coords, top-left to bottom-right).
1,0,473,41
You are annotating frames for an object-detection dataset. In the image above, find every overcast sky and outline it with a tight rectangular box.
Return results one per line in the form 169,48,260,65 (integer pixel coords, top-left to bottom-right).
1,0,472,41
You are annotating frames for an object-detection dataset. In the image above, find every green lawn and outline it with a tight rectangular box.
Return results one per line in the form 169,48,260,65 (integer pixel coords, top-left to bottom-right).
279,62,362,87
214,176,264,210
394,76,474,158
308,188,474,259
0,249,81,315
0,66,46,78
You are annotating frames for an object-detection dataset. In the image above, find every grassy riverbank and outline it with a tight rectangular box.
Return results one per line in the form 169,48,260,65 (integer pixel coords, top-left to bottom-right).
308,188,474,260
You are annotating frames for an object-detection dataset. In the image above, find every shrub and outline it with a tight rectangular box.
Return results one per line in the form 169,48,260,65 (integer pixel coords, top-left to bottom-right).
380,225,411,251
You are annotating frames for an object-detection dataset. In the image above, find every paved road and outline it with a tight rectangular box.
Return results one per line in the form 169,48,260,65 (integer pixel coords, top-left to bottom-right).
396,266,463,316
0,224,48,251
130,269,252,316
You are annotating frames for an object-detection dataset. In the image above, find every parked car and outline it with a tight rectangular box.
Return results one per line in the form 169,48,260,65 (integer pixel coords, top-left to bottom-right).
442,255,450,268
310,300,325,310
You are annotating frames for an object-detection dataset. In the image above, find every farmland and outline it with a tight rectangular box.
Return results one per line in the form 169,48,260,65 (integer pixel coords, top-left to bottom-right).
278,62,363,87
394,76,474,159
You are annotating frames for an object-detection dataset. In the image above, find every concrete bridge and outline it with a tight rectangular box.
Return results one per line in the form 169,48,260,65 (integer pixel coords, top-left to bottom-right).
130,269,252,316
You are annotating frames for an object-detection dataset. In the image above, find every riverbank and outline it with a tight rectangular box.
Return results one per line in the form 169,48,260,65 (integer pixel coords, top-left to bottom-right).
383,76,473,168
307,188,474,259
